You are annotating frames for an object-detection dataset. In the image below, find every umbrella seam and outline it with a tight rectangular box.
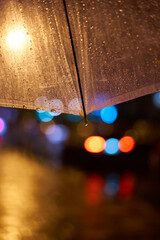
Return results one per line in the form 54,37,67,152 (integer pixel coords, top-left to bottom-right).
62,0,88,126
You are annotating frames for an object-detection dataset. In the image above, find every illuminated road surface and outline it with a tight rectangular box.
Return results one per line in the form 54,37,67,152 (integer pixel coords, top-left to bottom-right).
0,150,159,240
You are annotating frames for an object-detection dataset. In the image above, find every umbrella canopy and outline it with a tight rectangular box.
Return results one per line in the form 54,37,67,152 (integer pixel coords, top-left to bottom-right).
0,0,159,117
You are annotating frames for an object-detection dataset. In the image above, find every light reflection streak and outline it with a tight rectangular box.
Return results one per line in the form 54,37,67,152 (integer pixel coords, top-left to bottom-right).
0,151,58,240
85,175,104,206
0,151,37,239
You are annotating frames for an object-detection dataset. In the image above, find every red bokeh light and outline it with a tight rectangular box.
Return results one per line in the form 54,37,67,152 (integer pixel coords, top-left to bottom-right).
85,174,104,205
119,173,135,200
119,136,135,153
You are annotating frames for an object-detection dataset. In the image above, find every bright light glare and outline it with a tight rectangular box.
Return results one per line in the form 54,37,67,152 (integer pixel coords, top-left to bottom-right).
84,136,106,153
119,136,135,153
100,106,118,124
104,138,120,155
7,29,25,49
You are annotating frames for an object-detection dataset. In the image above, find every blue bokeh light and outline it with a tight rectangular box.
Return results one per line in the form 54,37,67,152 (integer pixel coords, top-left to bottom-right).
153,92,160,109
45,124,70,144
36,111,54,122
104,173,119,196
100,106,118,124
104,138,120,155
91,110,101,117
66,114,83,122
88,110,101,122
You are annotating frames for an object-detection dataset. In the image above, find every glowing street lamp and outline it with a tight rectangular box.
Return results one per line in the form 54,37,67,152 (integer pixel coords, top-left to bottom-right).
7,29,26,50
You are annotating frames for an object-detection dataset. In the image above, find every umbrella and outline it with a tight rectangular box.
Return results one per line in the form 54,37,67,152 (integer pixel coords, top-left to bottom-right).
0,0,159,124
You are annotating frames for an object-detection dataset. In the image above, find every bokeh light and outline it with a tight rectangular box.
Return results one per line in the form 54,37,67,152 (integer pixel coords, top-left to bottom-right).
88,109,101,122
104,138,120,155
119,173,135,199
45,124,70,144
100,106,118,124
87,113,101,122
68,98,82,111
39,122,53,134
85,174,104,205
119,136,135,153
104,173,119,197
91,109,101,117
36,111,54,122
49,112,61,117
124,129,138,142
0,118,6,135
66,114,83,122
153,92,160,109
84,136,106,153
133,119,150,144
35,96,50,110
49,99,63,115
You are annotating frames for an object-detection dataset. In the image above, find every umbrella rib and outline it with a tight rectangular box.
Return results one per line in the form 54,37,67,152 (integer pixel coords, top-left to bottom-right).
62,0,88,126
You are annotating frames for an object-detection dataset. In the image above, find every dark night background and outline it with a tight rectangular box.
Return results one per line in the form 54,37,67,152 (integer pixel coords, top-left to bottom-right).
0,93,159,240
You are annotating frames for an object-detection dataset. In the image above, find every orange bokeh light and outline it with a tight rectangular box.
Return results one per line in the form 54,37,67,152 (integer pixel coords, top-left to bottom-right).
119,136,135,153
84,136,106,153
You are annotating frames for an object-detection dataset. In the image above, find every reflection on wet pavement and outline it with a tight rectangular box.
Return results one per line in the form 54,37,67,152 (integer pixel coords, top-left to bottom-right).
0,149,159,240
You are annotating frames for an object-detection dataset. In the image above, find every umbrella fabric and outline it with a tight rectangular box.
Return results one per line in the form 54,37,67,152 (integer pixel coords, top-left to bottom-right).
0,0,82,115
0,0,159,115
65,0,160,113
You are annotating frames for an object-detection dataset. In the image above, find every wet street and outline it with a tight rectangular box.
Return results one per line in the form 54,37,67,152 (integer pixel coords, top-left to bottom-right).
0,149,159,240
